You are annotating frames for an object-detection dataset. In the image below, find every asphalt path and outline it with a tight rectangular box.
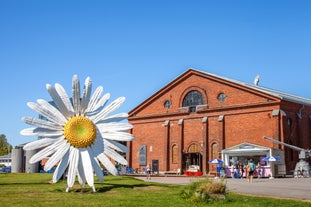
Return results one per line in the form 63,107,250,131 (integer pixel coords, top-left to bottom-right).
134,176,311,202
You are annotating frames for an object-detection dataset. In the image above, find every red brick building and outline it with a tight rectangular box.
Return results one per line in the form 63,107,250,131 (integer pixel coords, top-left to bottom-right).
127,69,311,177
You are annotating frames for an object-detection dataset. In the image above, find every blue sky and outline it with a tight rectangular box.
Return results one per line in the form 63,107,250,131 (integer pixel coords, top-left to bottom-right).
1,1,311,147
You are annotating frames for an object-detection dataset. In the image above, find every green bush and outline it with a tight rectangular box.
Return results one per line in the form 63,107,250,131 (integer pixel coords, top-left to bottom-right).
180,178,227,203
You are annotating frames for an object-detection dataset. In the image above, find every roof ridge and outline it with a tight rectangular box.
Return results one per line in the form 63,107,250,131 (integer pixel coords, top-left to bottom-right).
195,69,311,106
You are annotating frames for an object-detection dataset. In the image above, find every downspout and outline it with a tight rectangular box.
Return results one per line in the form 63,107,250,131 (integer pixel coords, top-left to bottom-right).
163,120,170,171
279,110,285,149
297,105,304,148
178,119,184,174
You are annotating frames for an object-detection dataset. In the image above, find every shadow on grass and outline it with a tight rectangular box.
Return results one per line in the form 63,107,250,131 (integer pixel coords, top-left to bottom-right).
51,179,167,193
96,183,153,193
0,182,51,185
0,174,171,194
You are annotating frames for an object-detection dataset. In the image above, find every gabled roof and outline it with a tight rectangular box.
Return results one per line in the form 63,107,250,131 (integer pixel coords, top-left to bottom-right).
221,142,270,154
194,68,311,106
129,68,311,114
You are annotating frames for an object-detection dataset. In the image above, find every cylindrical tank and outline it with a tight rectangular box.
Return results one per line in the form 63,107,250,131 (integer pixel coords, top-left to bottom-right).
25,150,39,173
11,148,23,173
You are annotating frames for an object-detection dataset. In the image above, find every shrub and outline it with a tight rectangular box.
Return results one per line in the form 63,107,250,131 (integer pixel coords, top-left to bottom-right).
180,178,227,203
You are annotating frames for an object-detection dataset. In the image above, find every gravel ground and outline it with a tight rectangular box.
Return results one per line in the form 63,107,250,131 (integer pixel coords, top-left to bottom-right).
134,175,311,202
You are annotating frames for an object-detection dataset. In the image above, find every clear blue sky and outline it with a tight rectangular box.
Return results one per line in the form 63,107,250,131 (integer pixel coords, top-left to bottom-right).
1,0,311,147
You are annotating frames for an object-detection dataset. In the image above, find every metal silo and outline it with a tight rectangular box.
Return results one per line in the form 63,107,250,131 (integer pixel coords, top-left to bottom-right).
25,149,39,173
11,148,23,173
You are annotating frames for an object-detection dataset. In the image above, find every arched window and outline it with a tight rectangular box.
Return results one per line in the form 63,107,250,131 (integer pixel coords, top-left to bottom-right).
172,145,178,164
287,118,292,127
188,143,199,153
211,143,219,159
182,90,204,112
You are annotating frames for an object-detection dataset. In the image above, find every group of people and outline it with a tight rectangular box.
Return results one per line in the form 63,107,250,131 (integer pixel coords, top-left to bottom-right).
231,159,257,182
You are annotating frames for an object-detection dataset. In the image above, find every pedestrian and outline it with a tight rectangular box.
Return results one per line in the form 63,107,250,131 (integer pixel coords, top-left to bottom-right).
146,163,151,180
236,162,240,178
231,162,235,178
257,163,262,178
239,161,245,178
247,159,256,182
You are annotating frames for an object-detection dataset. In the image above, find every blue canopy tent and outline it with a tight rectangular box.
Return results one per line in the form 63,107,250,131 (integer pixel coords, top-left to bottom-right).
208,159,224,177
261,156,280,178
262,156,280,162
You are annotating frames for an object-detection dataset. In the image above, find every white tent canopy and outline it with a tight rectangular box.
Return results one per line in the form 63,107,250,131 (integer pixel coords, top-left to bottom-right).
221,142,270,166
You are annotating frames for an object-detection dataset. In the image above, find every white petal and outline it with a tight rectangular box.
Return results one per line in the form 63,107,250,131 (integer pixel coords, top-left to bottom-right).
104,147,128,165
91,93,110,112
29,138,65,164
96,113,128,124
23,138,59,151
55,83,75,116
85,86,103,113
91,136,104,156
80,148,94,187
52,150,70,183
89,147,104,182
100,132,135,141
44,142,70,171
37,99,67,124
67,147,79,188
27,101,63,126
92,97,125,123
72,74,81,115
85,93,110,117
80,77,92,115
46,84,74,119
104,139,128,153
21,128,63,137
97,153,118,176
97,122,133,133
22,117,62,130
77,156,86,187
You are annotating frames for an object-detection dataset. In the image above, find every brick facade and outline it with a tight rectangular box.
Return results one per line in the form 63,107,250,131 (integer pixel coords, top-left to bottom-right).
127,69,311,175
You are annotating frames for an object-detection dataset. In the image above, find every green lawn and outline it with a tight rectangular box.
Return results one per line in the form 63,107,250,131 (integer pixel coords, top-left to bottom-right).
0,173,309,207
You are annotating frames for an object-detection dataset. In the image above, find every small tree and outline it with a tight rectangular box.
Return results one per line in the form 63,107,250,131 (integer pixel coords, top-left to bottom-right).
0,134,12,156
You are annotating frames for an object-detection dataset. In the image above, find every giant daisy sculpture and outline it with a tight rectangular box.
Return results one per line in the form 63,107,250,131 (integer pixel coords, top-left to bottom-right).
20,75,135,192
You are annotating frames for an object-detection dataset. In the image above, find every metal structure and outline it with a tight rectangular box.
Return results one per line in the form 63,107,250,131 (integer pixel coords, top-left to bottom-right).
263,136,311,178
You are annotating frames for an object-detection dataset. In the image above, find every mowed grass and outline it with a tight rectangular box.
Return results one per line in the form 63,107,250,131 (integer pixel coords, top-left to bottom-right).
0,173,310,207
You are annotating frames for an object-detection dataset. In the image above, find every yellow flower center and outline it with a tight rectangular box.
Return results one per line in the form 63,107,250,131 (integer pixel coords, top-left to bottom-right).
64,116,97,148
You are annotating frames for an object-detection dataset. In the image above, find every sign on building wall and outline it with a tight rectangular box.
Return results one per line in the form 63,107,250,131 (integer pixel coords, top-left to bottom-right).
139,145,146,166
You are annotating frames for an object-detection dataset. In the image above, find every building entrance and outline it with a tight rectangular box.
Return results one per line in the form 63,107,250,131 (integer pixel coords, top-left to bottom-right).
183,152,202,172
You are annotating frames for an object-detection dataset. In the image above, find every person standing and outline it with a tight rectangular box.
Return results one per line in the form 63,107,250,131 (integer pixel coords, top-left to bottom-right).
231,162,235,178
235,162,240,178
247,159,256,182
146,164,151,180
239,161,245,178
257,163,262,178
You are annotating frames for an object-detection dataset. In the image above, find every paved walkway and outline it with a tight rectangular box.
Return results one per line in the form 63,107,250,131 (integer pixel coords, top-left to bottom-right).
134,176,311,202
